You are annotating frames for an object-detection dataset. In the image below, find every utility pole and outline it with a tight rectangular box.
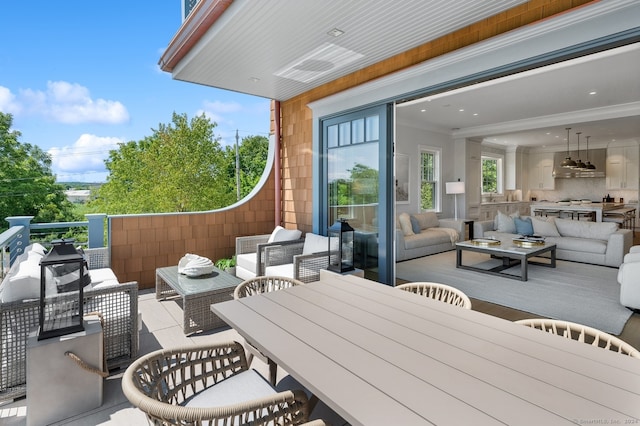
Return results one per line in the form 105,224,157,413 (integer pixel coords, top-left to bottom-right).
235,130,241,201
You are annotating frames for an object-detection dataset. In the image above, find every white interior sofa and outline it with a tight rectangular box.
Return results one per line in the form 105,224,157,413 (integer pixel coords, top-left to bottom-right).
395,212,461,261
618,246,640,310
0,244,139,402
474,212,632,267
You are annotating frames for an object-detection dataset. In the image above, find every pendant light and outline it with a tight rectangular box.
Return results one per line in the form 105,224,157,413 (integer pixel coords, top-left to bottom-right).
574,132,586,170
584,135,596,170
560,127,577,168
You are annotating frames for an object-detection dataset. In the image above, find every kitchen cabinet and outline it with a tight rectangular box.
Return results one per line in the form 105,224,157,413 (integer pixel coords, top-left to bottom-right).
606,146,639,190
528,152,555,190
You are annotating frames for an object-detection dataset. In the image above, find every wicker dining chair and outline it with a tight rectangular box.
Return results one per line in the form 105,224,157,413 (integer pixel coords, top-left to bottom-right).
234,275,304,299
515,318,640,358
396,282,472,309
121,341,310,425
234,276,305,384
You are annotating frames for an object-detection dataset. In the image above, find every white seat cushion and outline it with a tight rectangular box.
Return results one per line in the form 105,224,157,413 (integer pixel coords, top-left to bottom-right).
236,253,257,274
265,263,294,278
183,369,275,409
88,268,118,284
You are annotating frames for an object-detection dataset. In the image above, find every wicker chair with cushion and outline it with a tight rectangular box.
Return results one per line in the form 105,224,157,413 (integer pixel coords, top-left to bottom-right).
121,341,310,426
234,276,304,384
234,275,304,299
263,233,338,284
396,282,472,309
515,318,640,358
235,227,303,281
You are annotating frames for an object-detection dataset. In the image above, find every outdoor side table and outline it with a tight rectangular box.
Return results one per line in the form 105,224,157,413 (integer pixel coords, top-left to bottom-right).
156,265,242,335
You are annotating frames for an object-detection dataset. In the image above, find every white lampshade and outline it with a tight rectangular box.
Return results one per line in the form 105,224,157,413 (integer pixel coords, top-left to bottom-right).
445,181,465,194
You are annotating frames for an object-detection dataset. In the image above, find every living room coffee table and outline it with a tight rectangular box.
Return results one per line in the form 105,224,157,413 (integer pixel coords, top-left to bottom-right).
455,238,556,281
156,265,242,334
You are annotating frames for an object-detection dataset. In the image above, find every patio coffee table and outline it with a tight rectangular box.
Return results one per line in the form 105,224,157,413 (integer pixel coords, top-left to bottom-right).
156,265,242,334
455,238,556,281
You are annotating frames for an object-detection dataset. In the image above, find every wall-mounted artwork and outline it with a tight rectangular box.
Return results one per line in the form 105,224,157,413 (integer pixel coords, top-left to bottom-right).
396,154,409,204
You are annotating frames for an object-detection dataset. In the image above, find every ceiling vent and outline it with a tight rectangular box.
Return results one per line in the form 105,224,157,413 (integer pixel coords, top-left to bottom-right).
274,43,364,83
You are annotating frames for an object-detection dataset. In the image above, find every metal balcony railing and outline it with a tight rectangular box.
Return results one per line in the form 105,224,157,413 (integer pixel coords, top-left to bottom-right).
1,214,107,278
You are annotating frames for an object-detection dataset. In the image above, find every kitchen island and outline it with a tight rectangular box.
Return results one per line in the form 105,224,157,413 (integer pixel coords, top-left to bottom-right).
530,202,625,222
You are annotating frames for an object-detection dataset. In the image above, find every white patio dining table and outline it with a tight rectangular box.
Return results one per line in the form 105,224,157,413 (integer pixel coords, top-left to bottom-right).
211,271,640,426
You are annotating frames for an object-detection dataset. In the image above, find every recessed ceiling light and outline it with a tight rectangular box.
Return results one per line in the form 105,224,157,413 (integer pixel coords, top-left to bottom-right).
248,77,260,83
589,91,597,95
327,28,344,37
458,109,464,112
473,113,478,116
420,109,426,112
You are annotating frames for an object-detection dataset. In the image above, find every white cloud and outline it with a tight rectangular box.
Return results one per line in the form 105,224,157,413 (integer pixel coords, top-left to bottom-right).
2,81,129,124
49,134,122,177
198,100,243,126
0,86,21,114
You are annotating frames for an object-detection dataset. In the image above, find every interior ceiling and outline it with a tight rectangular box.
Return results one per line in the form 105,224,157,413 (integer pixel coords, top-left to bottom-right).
171,0,639,150
396,43,640,150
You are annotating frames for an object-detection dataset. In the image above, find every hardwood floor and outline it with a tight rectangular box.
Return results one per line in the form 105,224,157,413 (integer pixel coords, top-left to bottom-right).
392,227,640,351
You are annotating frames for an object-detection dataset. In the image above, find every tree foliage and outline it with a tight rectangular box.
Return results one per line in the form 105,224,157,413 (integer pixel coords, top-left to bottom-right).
90,113,269,214
0,112,78,230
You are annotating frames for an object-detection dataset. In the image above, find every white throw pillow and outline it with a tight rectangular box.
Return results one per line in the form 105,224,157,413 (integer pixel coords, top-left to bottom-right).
1,258,41,302
554,218,618,241
531,216,560,237
267,226,302,243
398,213,414,236
303,233,329,255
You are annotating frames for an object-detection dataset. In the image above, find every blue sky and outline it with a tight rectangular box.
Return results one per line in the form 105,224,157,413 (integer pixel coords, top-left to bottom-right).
0,1,271,183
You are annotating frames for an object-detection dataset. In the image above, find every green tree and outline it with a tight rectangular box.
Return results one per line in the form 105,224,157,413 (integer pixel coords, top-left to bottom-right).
222,135,269,200
90,113,268,214
0,112,78,231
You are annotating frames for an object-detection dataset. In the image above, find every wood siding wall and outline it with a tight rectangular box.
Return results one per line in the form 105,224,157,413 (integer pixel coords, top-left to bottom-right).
278,0,594,231
110,170,276,289
109,0,592,289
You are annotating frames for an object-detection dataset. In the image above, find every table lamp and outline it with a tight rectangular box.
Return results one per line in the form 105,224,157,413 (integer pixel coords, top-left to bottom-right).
445,180,465,221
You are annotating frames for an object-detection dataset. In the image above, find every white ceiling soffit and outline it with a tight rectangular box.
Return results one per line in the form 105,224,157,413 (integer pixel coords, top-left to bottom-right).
170,0,528,100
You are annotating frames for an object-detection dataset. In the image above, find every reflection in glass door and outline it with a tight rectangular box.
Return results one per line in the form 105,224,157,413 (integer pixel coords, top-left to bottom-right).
321,104,393,284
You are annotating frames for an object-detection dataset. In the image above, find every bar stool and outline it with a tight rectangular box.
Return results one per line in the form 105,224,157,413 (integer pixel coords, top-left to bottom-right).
603,209,627,229
560,210,575,220
543,209,560,218
577,211,596,221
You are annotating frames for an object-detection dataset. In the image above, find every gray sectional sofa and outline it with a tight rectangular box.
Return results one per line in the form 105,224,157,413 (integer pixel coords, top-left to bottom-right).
474,213,632,267
396,212,462,261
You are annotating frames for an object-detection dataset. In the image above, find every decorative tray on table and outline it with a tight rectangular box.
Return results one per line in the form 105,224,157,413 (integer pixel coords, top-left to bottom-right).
470,238,501,247
512,236,546,248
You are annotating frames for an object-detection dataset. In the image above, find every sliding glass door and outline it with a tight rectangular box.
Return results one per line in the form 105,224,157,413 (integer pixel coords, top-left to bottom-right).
320,104,394,285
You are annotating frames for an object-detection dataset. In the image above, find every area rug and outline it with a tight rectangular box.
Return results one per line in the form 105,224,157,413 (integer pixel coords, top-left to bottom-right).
395,250,632,334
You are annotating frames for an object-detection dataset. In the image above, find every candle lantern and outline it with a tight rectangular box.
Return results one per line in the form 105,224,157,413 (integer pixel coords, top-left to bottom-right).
328,219,355,273
38,239,88,340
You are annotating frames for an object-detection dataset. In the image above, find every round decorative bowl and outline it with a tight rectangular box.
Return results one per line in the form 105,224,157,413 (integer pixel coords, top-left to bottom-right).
513,238,545,248
470,238,501,247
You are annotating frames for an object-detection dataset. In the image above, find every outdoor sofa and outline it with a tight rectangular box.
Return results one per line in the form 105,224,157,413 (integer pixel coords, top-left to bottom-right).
0,245,139,401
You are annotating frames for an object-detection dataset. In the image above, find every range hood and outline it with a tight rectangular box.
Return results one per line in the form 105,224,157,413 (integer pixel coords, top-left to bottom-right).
553,148,606,178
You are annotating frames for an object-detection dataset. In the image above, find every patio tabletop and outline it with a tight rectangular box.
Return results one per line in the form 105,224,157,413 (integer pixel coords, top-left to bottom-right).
211,272,640,426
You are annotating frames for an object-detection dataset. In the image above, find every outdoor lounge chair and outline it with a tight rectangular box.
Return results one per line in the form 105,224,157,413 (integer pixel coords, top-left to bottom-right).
235,227,303,280
121,341,310,425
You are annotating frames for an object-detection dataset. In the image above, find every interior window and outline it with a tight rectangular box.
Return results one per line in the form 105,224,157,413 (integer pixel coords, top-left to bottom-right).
420,148,440,211
481,155,503,194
